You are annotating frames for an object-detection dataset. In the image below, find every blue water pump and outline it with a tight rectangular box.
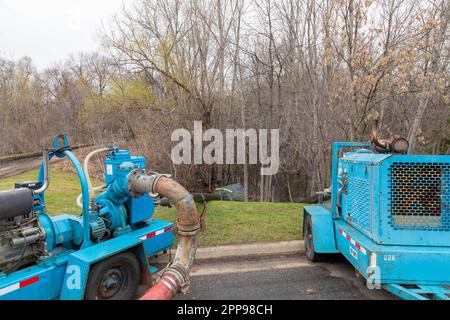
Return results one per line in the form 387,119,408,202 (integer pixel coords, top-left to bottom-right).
304,135,450,300
0,135,175,300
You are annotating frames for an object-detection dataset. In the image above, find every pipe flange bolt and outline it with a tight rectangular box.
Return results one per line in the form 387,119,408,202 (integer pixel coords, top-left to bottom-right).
126,169,145,198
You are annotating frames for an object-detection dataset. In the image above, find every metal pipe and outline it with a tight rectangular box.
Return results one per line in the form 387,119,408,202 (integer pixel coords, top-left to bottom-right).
129,173,200,300
371,119,390,150
11,233,41,247
84,148,110,203
63,150,92,248
76,185,106,209
34,150,49,195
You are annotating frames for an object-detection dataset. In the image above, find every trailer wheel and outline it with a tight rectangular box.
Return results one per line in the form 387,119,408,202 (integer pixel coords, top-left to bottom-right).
304,215,324,262
84,251,140,300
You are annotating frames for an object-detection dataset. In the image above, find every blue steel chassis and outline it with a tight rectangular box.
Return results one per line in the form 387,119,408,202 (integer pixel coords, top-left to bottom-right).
0,136,174,300
304,142,450,300
0,221,173,300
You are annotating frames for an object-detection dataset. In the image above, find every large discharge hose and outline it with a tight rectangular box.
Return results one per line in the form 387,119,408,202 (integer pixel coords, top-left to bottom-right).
126,172,200,300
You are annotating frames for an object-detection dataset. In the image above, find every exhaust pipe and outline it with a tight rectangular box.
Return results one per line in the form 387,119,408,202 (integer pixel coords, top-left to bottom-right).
371,119,389,150
35,150,50,195
371,119,409,154
127,172,200,300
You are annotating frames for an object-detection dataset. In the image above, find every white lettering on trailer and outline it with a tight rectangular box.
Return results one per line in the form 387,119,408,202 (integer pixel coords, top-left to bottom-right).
350,247,358,260
383,255,396,262
66,265,81,290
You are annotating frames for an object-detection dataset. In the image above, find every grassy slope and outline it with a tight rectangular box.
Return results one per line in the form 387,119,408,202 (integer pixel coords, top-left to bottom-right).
155,201,304,247
0,169,305,247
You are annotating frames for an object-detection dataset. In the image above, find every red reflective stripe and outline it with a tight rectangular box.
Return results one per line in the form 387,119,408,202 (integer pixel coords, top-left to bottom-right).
146,232,157,239
143,227,173,240
338,228,366,255
19,276,39,288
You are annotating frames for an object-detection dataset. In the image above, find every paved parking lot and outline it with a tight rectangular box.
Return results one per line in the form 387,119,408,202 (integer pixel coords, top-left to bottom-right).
173,254,395,300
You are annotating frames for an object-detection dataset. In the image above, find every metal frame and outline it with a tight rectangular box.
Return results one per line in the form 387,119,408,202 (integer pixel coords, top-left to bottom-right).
0,221,174,300
38,138,92,248
383,284,450,300
306,141,450,300
0,135,175,300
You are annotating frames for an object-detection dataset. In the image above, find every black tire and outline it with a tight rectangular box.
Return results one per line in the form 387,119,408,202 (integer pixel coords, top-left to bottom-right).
304,215,324,262
84,251,140,300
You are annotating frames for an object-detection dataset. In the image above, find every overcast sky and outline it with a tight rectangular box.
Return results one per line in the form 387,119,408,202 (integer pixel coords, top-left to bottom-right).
0,0,131,70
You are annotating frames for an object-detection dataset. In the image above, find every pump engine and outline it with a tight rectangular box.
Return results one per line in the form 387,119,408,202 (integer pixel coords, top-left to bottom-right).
0,186,45,273
0,135,200,300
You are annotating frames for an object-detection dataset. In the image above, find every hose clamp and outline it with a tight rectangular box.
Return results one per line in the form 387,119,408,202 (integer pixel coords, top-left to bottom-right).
159,274,180,295
177,222,201,236
159,267,186,294
167,265,191,295
148,172,172,198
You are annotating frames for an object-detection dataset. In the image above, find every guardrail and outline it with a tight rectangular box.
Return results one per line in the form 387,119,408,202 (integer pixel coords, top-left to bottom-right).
0,144,94,164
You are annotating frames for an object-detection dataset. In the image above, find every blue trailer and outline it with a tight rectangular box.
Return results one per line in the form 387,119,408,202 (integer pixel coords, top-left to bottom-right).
304,141,450,300
0,135,175,300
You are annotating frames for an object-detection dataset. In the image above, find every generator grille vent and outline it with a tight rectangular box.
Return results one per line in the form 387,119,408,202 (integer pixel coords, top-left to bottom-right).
348,177,371,231
388,162,450,231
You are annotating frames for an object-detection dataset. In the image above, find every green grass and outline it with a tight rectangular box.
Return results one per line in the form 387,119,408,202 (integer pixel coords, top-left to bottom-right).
0,167,90,215
154,201,304,247
0,169,305,247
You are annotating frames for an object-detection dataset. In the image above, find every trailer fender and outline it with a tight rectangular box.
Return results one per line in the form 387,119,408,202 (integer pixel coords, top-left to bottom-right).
304,205,338,253
129,245,153,286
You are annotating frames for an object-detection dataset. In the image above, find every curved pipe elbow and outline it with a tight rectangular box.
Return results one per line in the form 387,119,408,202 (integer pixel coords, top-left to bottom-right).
129,173,200,300
372,135,389,149
84,147,111,202
371,119,390,150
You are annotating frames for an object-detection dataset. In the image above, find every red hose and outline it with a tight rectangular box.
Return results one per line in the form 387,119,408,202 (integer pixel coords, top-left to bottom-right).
139,282,174,300
139,273,181,300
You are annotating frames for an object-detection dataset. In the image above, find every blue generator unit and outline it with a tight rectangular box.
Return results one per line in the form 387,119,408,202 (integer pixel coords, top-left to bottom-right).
0,135,176,300
304,138,450,300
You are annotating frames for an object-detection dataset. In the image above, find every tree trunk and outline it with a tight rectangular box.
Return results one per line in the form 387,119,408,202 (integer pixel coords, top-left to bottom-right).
407,94,430,153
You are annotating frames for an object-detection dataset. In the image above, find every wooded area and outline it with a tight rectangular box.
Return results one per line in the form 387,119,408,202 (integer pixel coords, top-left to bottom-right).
0,0,449,202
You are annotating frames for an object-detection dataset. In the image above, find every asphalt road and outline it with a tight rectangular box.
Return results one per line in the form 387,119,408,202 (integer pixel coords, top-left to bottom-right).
172,254,395,300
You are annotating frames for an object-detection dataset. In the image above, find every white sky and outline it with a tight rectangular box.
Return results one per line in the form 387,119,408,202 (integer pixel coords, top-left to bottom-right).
0,0,131,70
